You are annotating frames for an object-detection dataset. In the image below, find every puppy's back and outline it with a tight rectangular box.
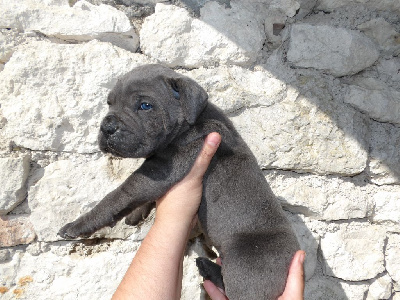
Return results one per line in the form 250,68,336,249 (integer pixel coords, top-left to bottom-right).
197,103,300,299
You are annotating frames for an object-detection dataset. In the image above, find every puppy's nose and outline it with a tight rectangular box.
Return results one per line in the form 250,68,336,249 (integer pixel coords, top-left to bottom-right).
101,115,119,135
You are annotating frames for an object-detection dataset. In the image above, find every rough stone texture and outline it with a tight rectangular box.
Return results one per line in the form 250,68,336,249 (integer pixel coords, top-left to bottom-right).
369,121,400,185
0,216,36,247
344,78,400,125
285,213,319,281
180,66,287,113
0,238,204,299
358,18,400,57
1,0,399,299
366,273,393,300
316,0,400,13
0,156,30,215
140,2,265,67
29,156,144,242
287,24,380,77
265,170,370,220
372,189,400,230
230,86,368,175
0,41,152,154
305,276,369,300
385,234,400,288
320,223,386,281
377,58,400,91
0,0,139,51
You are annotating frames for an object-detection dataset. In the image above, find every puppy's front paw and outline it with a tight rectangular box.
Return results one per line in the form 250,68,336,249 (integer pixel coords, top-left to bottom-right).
57,221,90,239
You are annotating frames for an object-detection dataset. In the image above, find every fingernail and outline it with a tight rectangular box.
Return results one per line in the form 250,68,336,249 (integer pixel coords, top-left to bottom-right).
299,251,306,264
207,133,221,147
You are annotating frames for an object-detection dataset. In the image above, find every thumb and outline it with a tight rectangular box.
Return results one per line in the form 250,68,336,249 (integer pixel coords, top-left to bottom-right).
278,250,305,300
186,132,221,180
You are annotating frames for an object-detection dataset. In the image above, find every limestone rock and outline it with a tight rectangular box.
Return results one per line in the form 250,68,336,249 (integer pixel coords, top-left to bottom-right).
320,223,385,280
269,0,300,18
181,239,207,299
377,58,400,90
344,78,400,125
265,170,370,220
140,3,265,67
285,213,319,280
0,41,152,154
0,215,36,247
372,190,400,230
181,66,287,113
287,24,379,77
366,274,393,300
0,156,30,215
305,276,369,300
358,18,400,56
369,121,400,185
0,239,140,299
316,0,400,13
386,234,400,286
28,156,146,242
0,238,203,299
0,0,138,51
230,86,368,175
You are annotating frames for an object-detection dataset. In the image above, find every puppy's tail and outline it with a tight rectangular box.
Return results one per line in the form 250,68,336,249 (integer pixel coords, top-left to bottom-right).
196,257,225,290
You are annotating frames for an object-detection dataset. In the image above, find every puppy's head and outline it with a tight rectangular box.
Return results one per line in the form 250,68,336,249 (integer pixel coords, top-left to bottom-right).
98,64,208,158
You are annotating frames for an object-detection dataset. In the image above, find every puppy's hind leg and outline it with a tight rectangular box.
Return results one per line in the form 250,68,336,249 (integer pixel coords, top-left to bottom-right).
125,202,156,226
196,257,225,290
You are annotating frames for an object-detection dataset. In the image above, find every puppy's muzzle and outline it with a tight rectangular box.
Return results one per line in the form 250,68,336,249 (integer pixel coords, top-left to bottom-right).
101,115,119,136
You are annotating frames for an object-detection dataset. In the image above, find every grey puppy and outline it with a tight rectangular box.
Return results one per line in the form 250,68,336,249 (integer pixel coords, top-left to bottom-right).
58,64,300,300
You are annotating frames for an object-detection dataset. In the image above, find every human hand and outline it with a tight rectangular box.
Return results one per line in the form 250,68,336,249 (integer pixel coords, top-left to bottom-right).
203,250,306,300
155,132,221,228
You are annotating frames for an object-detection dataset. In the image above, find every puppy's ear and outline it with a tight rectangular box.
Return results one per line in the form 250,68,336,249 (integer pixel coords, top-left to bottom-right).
169,77,208,125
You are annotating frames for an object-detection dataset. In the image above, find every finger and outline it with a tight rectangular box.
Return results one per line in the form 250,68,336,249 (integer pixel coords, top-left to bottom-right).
187,132,221,180
216,257,222,266
279,250,305,300
203,280,229,300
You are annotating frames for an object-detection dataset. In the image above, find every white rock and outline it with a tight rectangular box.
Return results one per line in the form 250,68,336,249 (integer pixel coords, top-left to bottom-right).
0,41,152,154
0,239,140,299
180,66,286,113
0,156,30,215
373,190,400,230
0,0,138,50
377,58,400,86
305,275,369,300
28,156,146,242
140,3,265,68
0,238,204,299
386,234,400,286
320,223,385,280
358,18,400,56
369,121,400,185
285,213,319,280
265,170,370,220
181,239,207,299
287,24,379,77
344,78,400,125
317,0,400,13
366,273,393,300
230,87,368,175
269,0,300,17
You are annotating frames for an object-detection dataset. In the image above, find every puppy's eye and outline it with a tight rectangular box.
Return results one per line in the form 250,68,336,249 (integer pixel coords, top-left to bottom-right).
139,103,153,110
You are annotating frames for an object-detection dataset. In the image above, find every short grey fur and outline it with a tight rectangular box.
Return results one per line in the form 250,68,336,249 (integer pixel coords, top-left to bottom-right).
58,64,300,300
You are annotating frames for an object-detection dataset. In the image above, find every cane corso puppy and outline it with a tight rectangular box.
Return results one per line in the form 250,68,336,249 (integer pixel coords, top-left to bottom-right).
58,64,300,299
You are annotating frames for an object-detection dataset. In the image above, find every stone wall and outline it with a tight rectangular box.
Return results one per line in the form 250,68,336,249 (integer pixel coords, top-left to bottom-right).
0,0,399,299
